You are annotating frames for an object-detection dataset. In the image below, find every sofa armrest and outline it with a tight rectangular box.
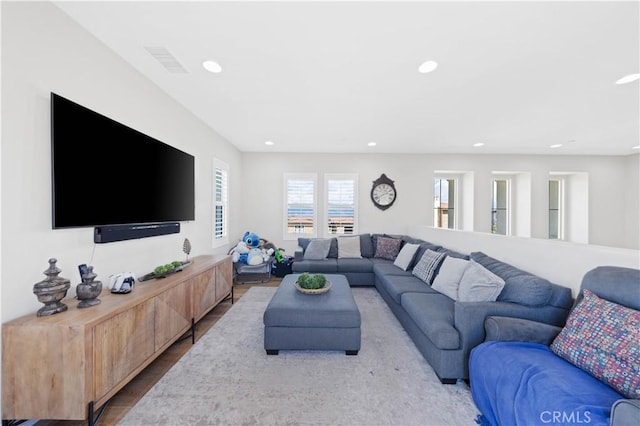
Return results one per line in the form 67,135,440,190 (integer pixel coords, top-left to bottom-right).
294,251,304,262
484,316,562,345
611,399,640,426
454,301,568,353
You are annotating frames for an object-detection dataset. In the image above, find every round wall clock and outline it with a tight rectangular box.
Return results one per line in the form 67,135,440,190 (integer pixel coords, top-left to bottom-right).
371,173,397,210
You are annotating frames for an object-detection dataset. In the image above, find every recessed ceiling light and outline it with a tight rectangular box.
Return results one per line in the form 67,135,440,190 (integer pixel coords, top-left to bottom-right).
265,140,274,146
202,60,222,73
615,73,640,85
473,142,485,147
418,60,438,74
368,141,377,147
550,144,563,149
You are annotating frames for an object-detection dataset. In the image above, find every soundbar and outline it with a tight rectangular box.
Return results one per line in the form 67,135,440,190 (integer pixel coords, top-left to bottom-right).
94,222,180,243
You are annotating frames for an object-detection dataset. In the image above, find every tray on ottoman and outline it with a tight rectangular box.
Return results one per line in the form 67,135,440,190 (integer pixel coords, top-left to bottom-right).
263,274,361,355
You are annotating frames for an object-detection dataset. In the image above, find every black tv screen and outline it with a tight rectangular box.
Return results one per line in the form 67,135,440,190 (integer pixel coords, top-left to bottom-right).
51,92,195,228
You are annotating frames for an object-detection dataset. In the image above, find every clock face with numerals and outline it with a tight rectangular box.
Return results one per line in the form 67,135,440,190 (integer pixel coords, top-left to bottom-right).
371,174,397,210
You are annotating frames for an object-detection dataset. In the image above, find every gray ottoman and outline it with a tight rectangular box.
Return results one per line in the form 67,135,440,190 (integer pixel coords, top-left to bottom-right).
263,274,361,355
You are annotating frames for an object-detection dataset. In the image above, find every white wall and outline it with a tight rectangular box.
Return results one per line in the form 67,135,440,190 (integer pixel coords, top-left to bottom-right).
408,226,639,296
241,152,639,287
1,1,243,323
624,154,640,249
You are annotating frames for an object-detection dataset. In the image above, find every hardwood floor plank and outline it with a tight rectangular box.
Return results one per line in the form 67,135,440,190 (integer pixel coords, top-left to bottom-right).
34,279,281,426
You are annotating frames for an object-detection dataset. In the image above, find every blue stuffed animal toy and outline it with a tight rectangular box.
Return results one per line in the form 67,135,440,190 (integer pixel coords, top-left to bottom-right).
243,231,260,249
231,231,265,265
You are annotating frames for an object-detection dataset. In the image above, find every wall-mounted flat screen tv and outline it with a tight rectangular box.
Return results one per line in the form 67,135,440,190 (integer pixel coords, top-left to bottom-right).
51,92,195,229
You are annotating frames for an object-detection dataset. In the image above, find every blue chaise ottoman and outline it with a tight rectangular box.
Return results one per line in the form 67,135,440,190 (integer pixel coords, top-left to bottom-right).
263,274,361,355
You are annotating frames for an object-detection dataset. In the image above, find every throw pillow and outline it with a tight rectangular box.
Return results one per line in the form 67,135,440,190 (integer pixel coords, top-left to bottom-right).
303,239,332,260
359,234,375,258
374,236,402,260
498,274,553,307
470,251,553,306
457,260,505,302
393,243,420,271
327,238,339,258
550,289,640,399
412,249,446,285
337,236,362,258
431,256,470,300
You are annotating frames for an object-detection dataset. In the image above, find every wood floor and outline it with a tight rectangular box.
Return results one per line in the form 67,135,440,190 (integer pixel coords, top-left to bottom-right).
35,278,281,426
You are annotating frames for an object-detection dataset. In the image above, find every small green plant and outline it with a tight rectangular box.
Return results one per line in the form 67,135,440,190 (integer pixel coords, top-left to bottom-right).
154,261,184,276
297,272,327,289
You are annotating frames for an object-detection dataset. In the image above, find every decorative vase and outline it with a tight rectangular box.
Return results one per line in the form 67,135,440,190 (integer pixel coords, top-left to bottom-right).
76,265,102,308
33,258,71,317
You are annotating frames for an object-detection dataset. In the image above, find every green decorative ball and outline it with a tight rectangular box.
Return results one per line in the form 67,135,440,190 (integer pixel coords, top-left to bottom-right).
297,273,327,289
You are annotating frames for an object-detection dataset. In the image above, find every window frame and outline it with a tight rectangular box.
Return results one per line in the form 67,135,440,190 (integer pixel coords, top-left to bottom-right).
212,158,229,248
433,176,457,229
549,178,565,240
324,173,358,236
491,177,511,235
283,173,318,240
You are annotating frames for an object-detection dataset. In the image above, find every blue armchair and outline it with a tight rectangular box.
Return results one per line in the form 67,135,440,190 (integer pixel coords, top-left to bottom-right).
470,266,640,426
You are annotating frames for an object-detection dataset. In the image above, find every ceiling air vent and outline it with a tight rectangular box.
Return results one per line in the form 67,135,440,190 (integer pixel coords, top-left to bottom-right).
144,46,188,74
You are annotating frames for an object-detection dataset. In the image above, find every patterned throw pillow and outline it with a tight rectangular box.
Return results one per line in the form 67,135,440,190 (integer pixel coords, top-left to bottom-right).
550,289,640,399
374,237,402,260
412,249,446,285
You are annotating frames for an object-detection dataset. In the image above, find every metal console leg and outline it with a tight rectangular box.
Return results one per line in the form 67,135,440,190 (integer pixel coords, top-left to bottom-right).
87,400,109,426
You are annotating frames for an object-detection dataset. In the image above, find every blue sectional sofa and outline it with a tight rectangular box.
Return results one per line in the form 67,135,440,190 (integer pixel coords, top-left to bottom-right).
469,266,640,426
292,233,574,383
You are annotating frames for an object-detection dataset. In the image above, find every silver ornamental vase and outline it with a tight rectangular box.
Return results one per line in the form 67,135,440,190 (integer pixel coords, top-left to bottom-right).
76,265,102,308
33,258,71,316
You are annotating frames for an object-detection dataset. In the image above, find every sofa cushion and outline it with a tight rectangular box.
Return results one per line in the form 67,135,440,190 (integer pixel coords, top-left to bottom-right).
412,249,446,285
470,251,552,306
401,293,459,349
374,236,402,260
470,341,625,426
458,260,505,302
401,236,424,245
499,275,553,307
377,274,438,304
303,239,332,260
431,256,470,300
357,234,373,258
372,261,414,277
337,236,362,258
299,237,339,258
550,289,640,399
393,243,420,271
337,258,374,273
436,247,469,260
412,242,443,269
580,266,640,311
291,259,338,273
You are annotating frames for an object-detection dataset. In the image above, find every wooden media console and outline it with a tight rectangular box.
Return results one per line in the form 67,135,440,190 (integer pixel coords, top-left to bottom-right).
2,254,232,425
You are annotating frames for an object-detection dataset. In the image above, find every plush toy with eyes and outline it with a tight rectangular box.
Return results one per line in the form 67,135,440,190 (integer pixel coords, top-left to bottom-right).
230,231,265,265
243,231,260,248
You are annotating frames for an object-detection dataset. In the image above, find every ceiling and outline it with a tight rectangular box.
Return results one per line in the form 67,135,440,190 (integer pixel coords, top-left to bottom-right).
52,1,639,155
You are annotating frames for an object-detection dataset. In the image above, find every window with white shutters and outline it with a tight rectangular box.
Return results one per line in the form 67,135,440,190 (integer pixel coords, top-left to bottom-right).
213,159,229,247
284,173,317,239
326,174,357,235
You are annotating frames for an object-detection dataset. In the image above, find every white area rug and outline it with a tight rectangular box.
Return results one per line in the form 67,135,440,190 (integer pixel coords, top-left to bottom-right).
119,287,480,425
